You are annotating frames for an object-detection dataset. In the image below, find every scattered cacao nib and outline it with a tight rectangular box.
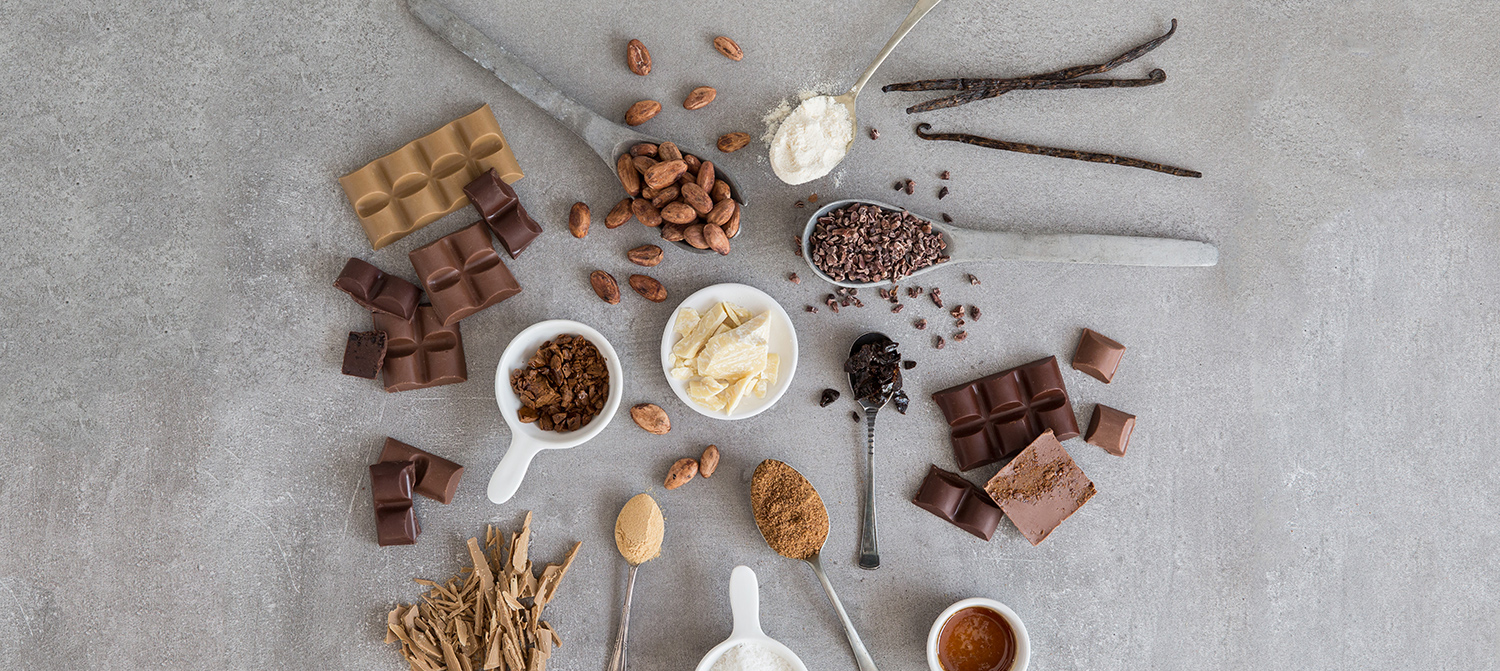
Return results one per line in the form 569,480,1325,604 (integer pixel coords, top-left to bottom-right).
870,128,880,140
941,213,953,223
789,272,801,284
794,236,804,258
970,305,981,320
891,390,910,414
937,186,949,199
825,296,840,313
935,335,946,349
904,179,915,195
931,287,944,307
967,273,980,285
914,318,928,330
878,288,890,300
893,181,904,191
955,318,965,327
852,298,864,308
950,305,964,319
807,204,949,283
906,286,922,298
808,194,819,202
852,410,861,421
940,170,951,180
819,388,841,407
844,335,903,404
954,331,968,342
795,200,805,208
892,303,905,313
902,360,916,370
805,305,818,313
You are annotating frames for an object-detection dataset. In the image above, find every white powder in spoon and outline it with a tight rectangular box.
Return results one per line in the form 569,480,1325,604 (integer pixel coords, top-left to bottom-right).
768,95,853,185
709,642,796,671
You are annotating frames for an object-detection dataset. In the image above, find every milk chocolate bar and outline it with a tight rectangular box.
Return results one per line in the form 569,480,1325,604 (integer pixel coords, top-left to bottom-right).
334,258,421,320
370,461,420,546
407,221,522,325
342,330,387,379
339,105,525,250
984,430,1095,546
378,437,464,504
373,306,467,392
464,169,542,258
1086,404,1135,457
931,356,1080,471
911,465,1003,541
1072,328,1126,383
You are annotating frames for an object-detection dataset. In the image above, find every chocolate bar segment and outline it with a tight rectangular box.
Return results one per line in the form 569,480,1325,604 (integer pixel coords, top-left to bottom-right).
339,105,525,250
464,168,542,258
334,258,421,320
932,356,1080,471
342,330,387,379
374,306,468,392
369,461,420,546
984,430,1095,546
1086,404,1136,457
912,465,1004,541
1072,328,1126,383
408,221,522,325
378,437,464,504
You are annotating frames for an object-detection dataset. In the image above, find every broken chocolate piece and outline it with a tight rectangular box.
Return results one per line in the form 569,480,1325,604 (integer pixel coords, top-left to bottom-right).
374,306,468,392
1086,404,1135,457
334,258,421,320
464,168,543,258
408,221,522,326
342,330,387,379
912,465,1003,540
1072,328,1126,383
984,430,1094,545
370,461,419,546
378,437,465,504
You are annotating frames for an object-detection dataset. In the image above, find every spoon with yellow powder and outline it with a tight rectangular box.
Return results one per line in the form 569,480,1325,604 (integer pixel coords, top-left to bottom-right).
609,493,665,671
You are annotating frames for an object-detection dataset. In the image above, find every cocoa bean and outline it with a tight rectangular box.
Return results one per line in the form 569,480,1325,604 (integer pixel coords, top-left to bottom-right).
568,202,590,238
644,160,687,190
650,185,680,210
682,153,701,172
624,100,661,126
696,161,715,192
699,445,721,477
723,204,740,238
631,198,662,227
683,86,717,110
630,403,671,434
606,198,633,228
710,179,731,202
632,155,657,175
707,198,735,227
664,458,698,489
713,36,744,61
616,154,640,196
660,201,697,224
704,223,730,255
680,182,713,215
627,244,664,267
630,143,659,157
628,274,668,302
660,224,687,242
683,224,709,249
626,39,652,76
716,132,750,153
589,270,620,304
657,141,682,162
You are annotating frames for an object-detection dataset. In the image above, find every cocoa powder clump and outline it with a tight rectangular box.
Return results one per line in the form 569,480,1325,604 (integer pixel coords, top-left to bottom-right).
750,460,829,560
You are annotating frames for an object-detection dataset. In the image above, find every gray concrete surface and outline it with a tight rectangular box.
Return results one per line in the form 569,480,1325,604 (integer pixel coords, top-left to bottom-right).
2,0,1498,669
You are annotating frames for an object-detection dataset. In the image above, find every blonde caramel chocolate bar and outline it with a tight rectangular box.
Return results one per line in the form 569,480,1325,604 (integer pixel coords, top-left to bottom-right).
340,105,524,250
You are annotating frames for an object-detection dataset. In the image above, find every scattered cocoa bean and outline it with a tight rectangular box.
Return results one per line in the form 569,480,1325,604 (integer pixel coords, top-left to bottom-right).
626,39,652,76
794,200,805,209
903,360,916,370
942,213,953,223
893,181,903,191
968,273,981,285
914,318,927,330
904,179,915,195
589,270,621,304
606,198,633,229
931,287,943,307
940,170,951,180
630,403,671,434
935,335,946,349
805,305,818,313
629,274,667,302
788,272,800,284
665,458,698,489
869,128,880,140
625,100,661,126
627,244,664,267
699,445,720,477
684,86,717,110
717,132,750,152
568,202,590,238
819,389,840,407
713,36,744,61
970,305,981,320
954,331,968,342
892,303,904,313
937,186,949,199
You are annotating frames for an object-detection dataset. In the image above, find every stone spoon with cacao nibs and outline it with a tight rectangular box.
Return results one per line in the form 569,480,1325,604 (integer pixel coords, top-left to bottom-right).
798,198,1220,289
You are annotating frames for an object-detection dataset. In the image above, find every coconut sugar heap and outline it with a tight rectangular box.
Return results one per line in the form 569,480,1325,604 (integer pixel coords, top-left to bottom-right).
750,460,829,560
768,95,853,185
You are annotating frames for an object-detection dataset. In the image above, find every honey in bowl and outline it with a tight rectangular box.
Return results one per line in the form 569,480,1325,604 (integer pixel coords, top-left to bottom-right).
937,606,1016,671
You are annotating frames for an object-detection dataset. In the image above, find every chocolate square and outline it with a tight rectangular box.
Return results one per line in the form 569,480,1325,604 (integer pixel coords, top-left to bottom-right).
985,430,1095,546
341,330,387,379
333,258,421,320
373,306,468,392
464,168,542,259
408,221,522,326
369,461,420,546
1072,328,1126,383
1086,404,1136,457
931,356,1080,471
378,437,464,504
911,465,1004,541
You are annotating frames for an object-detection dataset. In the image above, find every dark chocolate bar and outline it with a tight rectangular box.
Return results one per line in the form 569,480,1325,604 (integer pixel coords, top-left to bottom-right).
342,330,387,379
911,465,1003,541
1086,404,1135,457
931,356,1080,471
369,461,420,546
408,221,522,326
373,306,468,392
984,430,1095,546
378,437,464,504
464,168,542,259
1072,328,1126,383
334,258,421,320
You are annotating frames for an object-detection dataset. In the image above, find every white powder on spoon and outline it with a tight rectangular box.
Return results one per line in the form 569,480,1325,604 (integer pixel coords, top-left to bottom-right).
768,95,853,185
709,642,796,671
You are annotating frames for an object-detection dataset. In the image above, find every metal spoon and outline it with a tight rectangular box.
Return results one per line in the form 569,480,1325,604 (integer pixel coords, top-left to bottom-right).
407,0,742,254
848,332,895,571
831,0,945,152
751,461,879,671
609,494,665,671
801,198,1220,289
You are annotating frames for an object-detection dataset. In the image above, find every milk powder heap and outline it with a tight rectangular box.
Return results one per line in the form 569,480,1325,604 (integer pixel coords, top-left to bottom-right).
709,642,796,671
768,95,853,185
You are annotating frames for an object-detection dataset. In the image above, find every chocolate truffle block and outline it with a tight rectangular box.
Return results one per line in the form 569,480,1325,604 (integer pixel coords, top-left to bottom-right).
369,461,420,546
1086,404,1136,457
912,465,1004,541
374,306,468,392
408,221,522,326
378,437,464,504
931,356,1080,471
985,430,1095,546
341,330,387,379
334,258,421,320
464,168,542,258
1072,328,1126,383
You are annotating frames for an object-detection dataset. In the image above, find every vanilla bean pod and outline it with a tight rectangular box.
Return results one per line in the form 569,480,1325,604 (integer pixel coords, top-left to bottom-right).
884,19,1178,113
905,70,1166,114
913,123,1201,178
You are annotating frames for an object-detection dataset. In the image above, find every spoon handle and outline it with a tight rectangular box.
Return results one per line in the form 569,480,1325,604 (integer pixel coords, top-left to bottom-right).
848,0,945,99
858,408,880,570
607,564,639,671
807,554,879,671
948,227,1219,267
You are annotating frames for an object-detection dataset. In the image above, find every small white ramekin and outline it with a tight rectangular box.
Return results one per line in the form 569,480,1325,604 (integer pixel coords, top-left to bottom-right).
926,597,1030,671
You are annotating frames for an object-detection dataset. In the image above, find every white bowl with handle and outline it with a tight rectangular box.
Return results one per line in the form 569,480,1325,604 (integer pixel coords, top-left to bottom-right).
694,566,809,671
488,319,623,504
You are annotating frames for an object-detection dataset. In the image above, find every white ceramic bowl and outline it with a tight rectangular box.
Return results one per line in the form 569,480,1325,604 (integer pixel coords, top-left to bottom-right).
926,598,1030,671
659,283,798,420
694,566,809,671
488,320,624,504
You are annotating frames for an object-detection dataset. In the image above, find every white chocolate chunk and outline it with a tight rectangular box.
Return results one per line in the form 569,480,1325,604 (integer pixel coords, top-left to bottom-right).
673,308,700,338
723,375,756,414
672,304,727,359
695,312,770,380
